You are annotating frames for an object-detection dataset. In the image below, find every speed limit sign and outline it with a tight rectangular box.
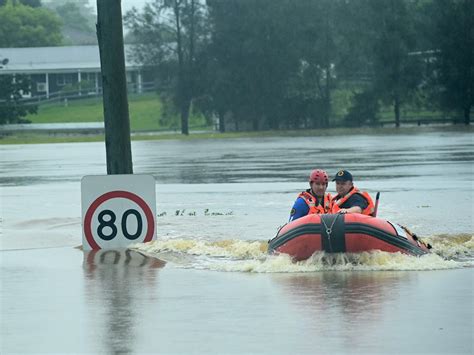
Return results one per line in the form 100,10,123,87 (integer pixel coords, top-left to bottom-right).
81,175,156,250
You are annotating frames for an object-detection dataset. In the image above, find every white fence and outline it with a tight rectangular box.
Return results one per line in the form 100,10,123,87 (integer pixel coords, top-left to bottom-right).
0,81,157,107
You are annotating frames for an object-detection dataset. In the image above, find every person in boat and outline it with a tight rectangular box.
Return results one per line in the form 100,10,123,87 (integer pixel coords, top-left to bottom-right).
289,169,332,221
330,170,375,215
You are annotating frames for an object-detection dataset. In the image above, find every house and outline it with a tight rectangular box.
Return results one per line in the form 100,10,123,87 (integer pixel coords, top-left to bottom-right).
0,45,151,98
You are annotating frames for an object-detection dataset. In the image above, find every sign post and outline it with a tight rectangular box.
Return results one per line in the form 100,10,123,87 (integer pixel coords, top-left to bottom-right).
81,175,156,250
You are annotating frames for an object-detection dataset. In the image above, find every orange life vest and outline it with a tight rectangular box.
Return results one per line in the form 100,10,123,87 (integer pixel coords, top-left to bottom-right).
330,186,375,216
298,190,332,214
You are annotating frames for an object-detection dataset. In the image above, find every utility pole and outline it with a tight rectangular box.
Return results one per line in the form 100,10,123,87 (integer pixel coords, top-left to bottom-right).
96,0,133,174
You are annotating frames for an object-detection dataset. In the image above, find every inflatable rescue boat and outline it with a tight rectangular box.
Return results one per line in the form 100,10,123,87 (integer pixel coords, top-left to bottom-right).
268,214,431,261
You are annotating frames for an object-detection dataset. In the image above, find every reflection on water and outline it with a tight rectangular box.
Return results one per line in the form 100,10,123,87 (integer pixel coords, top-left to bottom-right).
274,272,400,327
82,249,164,354
274,271,408,315
272,271,413,351
83,249,166,270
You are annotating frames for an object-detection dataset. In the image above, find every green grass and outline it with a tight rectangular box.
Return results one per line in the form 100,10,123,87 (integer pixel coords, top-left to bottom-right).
28,97,104,124
129,94,163,131
3,90,466,145
26,93,164,131
25,89,451,131
26,93,212,131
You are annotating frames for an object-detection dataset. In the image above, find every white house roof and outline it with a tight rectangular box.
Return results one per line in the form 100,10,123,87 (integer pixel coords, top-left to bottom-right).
0,45,140,74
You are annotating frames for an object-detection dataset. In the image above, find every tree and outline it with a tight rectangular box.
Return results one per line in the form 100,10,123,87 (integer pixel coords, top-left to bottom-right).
368,0,422,127
0,0,42,7
20,0,41,6
287,0,343,128
0,74,37,124
0,0,58,124
207,0,302,130
206,0,373,130
125,0,208,135
344,89,380,127
0,1,62,47
429,0,473,124
44,0,97,45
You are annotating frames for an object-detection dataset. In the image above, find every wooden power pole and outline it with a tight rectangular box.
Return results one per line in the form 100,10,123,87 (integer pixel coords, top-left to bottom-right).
96,0,133,174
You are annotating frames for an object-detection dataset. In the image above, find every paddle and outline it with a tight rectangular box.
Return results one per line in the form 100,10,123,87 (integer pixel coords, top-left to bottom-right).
373,192,380,217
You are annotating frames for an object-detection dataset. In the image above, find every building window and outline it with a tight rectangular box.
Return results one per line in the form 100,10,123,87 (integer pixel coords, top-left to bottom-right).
56,74,74,86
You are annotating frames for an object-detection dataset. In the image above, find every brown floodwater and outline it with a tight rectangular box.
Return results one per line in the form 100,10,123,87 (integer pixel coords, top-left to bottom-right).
1,128,473,354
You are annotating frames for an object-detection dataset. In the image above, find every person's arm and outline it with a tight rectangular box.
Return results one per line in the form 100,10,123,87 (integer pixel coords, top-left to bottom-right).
337,206,362,214
289,198,309,221
337,194,367,214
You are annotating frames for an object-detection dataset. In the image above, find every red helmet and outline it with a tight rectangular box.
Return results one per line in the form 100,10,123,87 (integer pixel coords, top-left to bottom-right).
309,169,329,184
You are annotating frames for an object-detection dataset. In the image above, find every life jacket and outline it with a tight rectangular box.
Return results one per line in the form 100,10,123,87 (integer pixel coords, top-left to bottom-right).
298,190,332,214
330,186,375,216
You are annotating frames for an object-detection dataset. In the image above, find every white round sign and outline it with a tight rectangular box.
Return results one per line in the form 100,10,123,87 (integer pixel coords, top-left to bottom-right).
81,175,156,250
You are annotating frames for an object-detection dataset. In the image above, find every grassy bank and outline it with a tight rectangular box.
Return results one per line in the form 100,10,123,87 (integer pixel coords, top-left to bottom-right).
24,91,453,130
1,125,472,145
25,93,210,132
2,91,467,145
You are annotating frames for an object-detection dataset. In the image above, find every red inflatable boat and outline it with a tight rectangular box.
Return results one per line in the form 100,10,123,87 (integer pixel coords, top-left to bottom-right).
268,214,431,261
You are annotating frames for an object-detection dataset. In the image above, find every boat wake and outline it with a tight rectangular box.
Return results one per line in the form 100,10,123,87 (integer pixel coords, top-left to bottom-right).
130,233,473,273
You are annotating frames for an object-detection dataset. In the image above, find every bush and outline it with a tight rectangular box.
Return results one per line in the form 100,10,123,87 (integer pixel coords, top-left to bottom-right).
345,90,380,127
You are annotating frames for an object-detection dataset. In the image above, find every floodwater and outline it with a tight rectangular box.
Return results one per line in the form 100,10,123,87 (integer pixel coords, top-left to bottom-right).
1,128,473,354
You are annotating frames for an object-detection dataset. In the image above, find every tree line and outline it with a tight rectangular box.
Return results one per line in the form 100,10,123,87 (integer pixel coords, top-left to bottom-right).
0,0,472,130
0,0,97,124
125,0,473,134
